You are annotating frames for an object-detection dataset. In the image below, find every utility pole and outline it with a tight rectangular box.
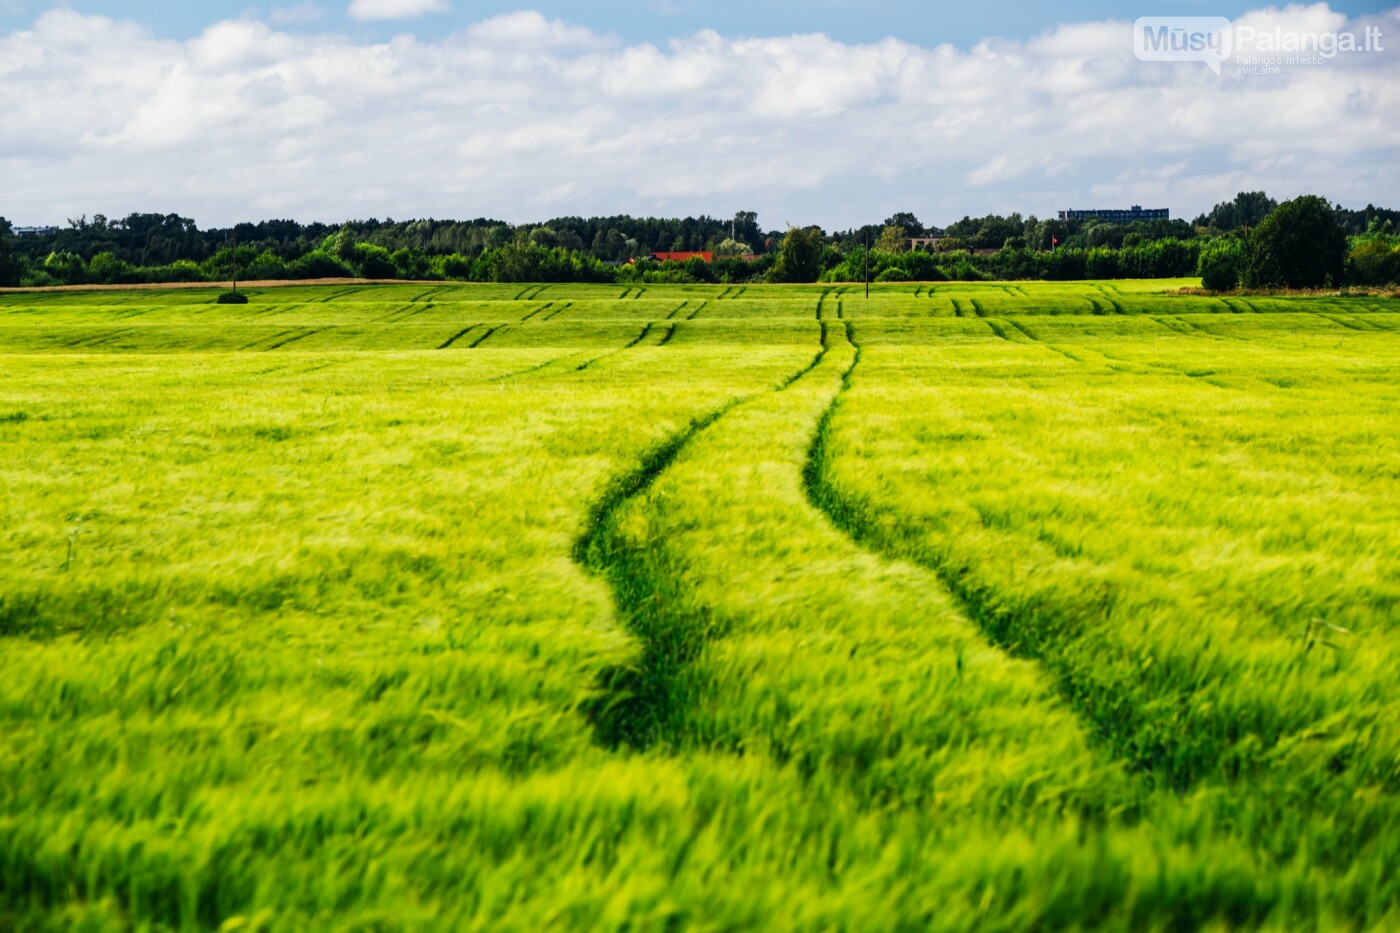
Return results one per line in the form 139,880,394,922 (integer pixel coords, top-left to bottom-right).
864,229,870,301
231,228,238,294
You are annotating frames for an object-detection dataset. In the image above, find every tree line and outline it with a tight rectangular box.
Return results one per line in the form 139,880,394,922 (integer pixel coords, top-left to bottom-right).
1,193,1396,289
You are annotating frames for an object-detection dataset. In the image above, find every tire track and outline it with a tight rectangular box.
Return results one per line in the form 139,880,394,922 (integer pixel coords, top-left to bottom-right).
488,353,586,383
1001,319,1085,363
317,287,358,303
263,328,319,351
468,325,506,348
801,326,1337,807
1313,312,1367,332
574,336,837,749
1095,285,1126,314
437,325,480,350
574,323,653,371
776,322,830,391
239,328,298,350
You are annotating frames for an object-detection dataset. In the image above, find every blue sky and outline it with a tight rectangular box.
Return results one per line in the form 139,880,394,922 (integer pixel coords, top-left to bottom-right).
5,0,1395,46
1,2,1397,228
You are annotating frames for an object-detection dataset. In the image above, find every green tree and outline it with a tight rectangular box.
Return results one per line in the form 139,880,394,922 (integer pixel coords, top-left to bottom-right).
353,243,397,279
1196,191,1277,230
883,212,924,236
713,238,751,259
876,225,908,253
769,226,823,283
1348,238,1400,286
0,218,19,287
1244,195,1347,288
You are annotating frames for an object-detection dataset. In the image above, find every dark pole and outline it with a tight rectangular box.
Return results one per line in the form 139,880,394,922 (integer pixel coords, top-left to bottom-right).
864,229,870,301
231,228,239,294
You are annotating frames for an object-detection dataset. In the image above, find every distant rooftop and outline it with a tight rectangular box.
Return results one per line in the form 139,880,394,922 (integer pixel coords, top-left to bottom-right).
1058,206,1169,222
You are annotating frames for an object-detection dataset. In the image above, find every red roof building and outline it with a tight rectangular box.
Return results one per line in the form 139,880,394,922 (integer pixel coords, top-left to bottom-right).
650,251,714,263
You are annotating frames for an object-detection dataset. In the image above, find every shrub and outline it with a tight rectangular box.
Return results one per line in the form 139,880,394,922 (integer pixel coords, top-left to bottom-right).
216,291,248,304
288,251,355,279
1348,239,1400,286
1197,238,1246,291
353,243,397,279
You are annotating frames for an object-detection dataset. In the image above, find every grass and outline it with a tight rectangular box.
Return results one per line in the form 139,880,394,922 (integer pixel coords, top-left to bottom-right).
1,280,1398,929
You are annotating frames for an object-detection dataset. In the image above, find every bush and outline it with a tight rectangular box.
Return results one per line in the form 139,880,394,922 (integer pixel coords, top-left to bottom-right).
353,243,397,279
44,251,87,285
88,252,135,285
288,251,355,279
875,267,910,282
216,291,249,304
243,252,287,281
392,247,430,280
1244,194,1347,288
432,254,473,279
1348,238,1400,286
1197,238,1246,291
948,259,989,281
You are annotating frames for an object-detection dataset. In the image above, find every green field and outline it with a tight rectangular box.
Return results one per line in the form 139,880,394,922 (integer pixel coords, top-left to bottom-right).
2,280,1399,930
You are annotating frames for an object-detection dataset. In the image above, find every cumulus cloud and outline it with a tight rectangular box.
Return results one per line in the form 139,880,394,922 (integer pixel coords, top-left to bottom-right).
348,0,447,21
0,5,1395,227
270,3,328,26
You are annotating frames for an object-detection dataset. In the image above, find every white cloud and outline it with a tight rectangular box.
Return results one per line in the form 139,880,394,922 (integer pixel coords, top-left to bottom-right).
347,0,447,21
0,6,1396,228
270,3,328,26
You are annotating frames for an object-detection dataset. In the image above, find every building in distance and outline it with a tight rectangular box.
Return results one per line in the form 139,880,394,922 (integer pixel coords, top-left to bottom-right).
1057,206,1169,223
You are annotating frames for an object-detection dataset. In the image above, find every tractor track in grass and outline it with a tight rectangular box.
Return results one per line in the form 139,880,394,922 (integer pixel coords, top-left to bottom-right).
1313,312,1379,332
377,303,418,322
1094,285,1126,314
983,320,1016,343
517,302,553,323
467,325,507,348
573,328,838,750
1001,319,1087,363
776,322,830,390
665,302,688,320
574,323,655,372
797,324,1171,787
685,301,707,320
62,327,137,350
487,352,587,383
437,325,480,350
800,321,1347,808
259,330,319,353
541,302,572,322
238,328,297,350
317,287,359,303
